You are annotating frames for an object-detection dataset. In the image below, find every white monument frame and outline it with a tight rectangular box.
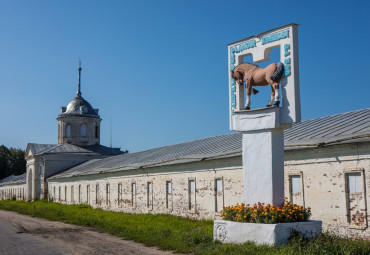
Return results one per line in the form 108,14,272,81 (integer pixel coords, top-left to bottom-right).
228,23,301,130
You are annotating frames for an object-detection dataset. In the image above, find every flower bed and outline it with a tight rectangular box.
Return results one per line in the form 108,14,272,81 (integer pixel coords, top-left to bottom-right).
221,199,311,224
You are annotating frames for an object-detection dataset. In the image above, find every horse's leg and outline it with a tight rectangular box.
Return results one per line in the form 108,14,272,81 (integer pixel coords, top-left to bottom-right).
245,80,251,110
266,85,275,107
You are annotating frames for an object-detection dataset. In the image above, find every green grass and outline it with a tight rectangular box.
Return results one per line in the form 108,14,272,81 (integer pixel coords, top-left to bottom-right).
0,200,369,254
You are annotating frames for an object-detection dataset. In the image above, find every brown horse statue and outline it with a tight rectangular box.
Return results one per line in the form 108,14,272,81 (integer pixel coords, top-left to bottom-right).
231,62,284,110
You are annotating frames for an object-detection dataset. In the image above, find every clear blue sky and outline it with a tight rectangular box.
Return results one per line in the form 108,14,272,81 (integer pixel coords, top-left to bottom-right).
0,1,369,152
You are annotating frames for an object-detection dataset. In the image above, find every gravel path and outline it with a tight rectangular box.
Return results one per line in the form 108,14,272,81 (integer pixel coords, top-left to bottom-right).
0,210,174,255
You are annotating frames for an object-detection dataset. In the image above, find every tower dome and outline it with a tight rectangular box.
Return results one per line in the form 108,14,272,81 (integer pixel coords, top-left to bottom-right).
57,62,101,146
60,96,100,117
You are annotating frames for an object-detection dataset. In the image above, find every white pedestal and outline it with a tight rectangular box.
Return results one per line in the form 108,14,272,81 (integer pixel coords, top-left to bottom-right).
242,128,284,206
214,220,322,246
232,107,289,206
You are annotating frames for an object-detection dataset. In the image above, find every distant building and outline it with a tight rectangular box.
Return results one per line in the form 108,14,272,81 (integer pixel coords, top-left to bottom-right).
0,65,369,239
0,64,123,201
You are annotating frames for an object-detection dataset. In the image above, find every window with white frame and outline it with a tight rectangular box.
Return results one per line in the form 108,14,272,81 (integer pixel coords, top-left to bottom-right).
64,186,67,202
106,184,110,205
118,183,122,205
290,175,301,192
87,185,90,203
71,185,74,204
166,181,172,210
345,171,366,226
96,184,100,205
58,186,61,201
347,173,362,194
147,182,153,209
78,185,81,204
188,179,196,211
131,182,136,207
289,175,302,204
215,178,224,212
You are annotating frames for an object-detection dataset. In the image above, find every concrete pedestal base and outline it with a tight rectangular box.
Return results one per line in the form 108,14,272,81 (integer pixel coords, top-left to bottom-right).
214,220,322,246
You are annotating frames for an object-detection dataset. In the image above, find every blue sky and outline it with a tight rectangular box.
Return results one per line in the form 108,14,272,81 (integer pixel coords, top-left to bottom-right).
0,1,369,152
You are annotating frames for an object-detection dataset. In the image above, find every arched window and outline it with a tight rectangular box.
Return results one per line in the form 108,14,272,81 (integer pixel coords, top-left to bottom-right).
66,124,71,138
95,125,99,138
80,124,87,137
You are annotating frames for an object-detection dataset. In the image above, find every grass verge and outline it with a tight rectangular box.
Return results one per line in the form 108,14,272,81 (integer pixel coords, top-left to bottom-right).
0,200,369,254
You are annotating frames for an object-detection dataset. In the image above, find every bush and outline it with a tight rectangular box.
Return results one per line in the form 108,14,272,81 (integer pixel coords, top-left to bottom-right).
221,199,311,224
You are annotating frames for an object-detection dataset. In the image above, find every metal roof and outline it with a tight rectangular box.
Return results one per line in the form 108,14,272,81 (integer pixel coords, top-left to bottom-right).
284,108,370,149
28,143,123,156
0,173,26,186
49,108,370,180
59,96,100,118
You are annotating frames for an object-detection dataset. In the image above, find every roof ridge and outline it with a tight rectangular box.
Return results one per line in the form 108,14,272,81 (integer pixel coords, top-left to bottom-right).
37,144,63,154
297,107,370,124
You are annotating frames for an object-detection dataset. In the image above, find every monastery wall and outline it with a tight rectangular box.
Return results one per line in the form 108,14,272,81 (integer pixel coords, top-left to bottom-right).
285,142,370,239
5,142,369,239
0,183,27,200
48,156,244,219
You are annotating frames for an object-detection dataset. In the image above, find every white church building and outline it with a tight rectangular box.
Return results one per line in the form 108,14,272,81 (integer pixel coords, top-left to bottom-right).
1,65,369,239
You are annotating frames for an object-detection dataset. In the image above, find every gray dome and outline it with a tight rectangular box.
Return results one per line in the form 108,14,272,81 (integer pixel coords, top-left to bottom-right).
59,96,100,118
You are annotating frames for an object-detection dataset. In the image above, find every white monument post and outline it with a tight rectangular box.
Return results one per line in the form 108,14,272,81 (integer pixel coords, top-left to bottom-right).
214,25,322,246
228,24,301,206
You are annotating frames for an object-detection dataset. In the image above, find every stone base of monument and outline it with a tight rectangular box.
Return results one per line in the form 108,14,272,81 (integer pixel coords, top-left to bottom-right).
213,220,322,246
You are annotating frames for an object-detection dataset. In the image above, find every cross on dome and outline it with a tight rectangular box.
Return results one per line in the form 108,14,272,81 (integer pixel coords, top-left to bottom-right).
77,60,82,98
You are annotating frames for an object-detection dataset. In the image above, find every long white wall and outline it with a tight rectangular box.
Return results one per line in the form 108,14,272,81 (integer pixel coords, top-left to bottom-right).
0,183,27,200
48,142,370,239
48,157,243,219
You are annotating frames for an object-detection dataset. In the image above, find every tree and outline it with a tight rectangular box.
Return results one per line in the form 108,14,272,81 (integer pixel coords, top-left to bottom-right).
0,145,26,180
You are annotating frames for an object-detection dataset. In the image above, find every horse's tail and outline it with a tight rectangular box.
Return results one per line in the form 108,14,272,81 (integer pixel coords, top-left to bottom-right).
270,62,284,81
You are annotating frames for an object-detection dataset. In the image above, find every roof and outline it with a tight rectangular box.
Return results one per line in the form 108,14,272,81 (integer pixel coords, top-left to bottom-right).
59,96,100,118
284,108,370,149
27,143,123,156
0,173,26,186
49,108,370,180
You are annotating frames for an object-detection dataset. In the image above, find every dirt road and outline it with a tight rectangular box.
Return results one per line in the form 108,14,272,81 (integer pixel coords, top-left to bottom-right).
0,210,174,255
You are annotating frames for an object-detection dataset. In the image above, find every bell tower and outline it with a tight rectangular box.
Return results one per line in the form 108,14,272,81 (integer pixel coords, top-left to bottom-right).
57,62,101,146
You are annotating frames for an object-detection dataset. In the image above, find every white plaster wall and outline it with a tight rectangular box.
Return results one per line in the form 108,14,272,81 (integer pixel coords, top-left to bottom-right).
48,157,244,219
33,142,370,239
285,142,370,239
0,183,27,200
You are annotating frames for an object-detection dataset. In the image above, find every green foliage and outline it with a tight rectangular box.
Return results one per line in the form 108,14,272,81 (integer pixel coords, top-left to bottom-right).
0,145,26,180
0,200,369,255
10,195,16,201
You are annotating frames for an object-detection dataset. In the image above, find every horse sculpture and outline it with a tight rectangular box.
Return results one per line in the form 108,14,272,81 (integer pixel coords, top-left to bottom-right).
231,62,284,110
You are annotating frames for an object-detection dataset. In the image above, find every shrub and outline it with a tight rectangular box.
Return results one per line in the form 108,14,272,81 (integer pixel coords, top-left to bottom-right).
221,199,311,224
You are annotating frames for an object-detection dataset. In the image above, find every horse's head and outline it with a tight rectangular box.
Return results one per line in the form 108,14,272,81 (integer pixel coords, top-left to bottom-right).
231,69,243,85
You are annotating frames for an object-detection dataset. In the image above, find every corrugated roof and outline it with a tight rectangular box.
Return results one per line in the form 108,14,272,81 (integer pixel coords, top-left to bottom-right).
49,108,370,180
28,143,123,156
284,108,370,148
0,173,26,186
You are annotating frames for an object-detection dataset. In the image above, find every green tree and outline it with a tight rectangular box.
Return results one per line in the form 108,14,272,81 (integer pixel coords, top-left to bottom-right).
0,145,26,180
9,148,26,176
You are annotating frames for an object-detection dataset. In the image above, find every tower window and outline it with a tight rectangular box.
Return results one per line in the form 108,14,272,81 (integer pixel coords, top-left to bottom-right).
95,125,99,138
66,124,71,138
80,124,87,137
